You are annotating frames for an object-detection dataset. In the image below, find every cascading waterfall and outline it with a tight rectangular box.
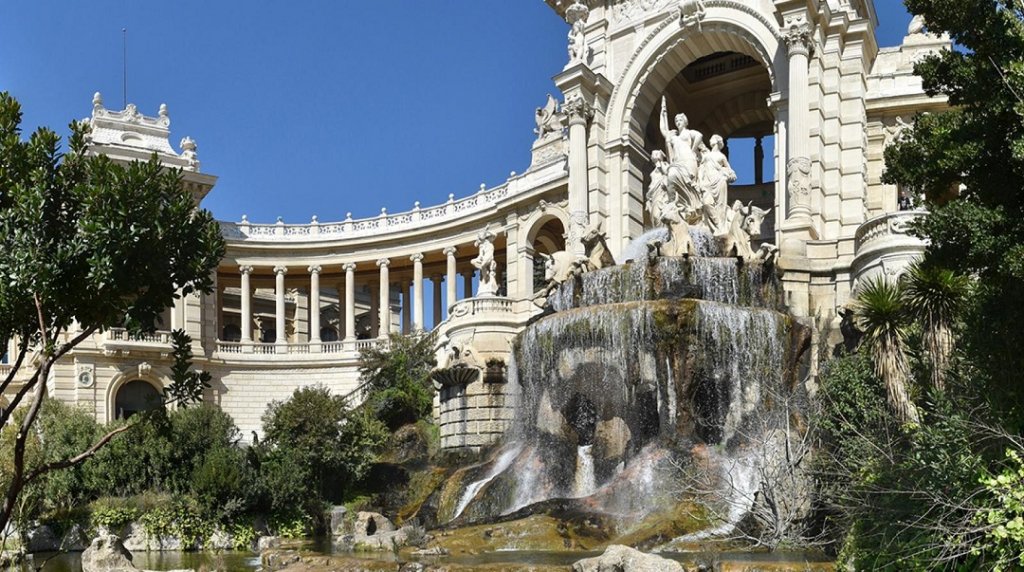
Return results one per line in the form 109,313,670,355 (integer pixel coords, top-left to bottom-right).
451,445,522,520
573,445,597,498
445,255,809,545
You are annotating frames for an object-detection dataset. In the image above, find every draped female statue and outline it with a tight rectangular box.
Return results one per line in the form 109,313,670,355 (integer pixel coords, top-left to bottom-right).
659,97,703,215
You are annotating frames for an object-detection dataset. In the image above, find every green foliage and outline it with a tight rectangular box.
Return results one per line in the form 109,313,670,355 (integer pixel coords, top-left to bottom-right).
358,333,437,429
89,505,138,531
256,385,388,524
884,0,1024,429
229,522,257,552
0,91,224,531
269,514,309,539
978,449,1024,571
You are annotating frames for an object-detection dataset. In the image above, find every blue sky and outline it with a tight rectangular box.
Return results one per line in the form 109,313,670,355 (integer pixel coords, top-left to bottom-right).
1,2,914,225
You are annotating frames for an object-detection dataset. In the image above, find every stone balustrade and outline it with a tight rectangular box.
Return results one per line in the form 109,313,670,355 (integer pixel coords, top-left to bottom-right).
214,338,388,358
104,328,173,348
448,296,515,319
852,210,929,286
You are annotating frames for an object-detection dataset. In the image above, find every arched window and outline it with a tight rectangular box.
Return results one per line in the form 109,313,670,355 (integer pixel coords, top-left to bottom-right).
114,380,163,420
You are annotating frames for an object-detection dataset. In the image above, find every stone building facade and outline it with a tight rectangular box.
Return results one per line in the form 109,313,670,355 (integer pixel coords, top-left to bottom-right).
3,0,946,451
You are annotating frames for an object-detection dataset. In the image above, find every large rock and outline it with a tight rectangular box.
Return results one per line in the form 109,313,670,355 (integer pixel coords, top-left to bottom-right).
80,535,136,572
354,512,395,537
25,524,59,553
572,545,684,572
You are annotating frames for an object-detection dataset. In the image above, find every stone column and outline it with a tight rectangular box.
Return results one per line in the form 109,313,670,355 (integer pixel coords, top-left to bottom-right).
444,247,457,317
273,265,287,345
754,136,765,185
463,271,474,299
401,282,413,335
411,254,424,331
343,263,357,341
239,266,253,343
376,259,391,337
564,94,594,256
784,14,813,218
431,275,443,328
308,265,321,344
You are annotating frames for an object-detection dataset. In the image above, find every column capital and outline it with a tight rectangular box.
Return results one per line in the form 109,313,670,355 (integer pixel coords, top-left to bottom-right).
443,246,458,257
239,265,254,275
410,253,424,263
782,14,814,57
273,265,288,276
563,93,594,126
342,262,357,272
376,257,391,268
307,264,322,275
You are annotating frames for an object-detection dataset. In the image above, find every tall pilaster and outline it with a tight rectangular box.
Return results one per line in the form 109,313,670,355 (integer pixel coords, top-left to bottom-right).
343,263,357,341
411,254,424,331
782,11,816,227
273,265,288,345
444,247,457,317
239,266,253,343
563,94,594,256
376,258,390,338
308,265,321,343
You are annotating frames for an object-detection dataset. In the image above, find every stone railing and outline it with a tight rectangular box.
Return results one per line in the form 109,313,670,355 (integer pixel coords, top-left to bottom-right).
105,328,173,345
217,158,567,243
855,210,927,253
214,338,388,358
221,184,514,242
448,296,515,319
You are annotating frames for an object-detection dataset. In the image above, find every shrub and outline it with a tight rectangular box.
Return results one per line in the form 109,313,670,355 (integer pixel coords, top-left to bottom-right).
359,333,437,430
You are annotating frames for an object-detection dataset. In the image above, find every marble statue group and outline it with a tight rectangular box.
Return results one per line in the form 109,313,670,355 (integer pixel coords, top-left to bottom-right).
648,97,775,261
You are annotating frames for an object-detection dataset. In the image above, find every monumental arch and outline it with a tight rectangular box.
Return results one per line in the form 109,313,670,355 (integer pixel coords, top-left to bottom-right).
2,0,948,451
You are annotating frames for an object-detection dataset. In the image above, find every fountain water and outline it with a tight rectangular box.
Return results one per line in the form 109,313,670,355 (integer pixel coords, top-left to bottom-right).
442,252,810,547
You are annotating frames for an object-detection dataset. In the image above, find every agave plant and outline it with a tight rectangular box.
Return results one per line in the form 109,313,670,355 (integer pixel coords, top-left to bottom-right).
851,276,920,424
901,262,970,392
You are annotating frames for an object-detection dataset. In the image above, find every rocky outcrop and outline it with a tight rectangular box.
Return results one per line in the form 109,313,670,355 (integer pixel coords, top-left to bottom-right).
80,535,190,572
81,535,137,572
572,545,684,572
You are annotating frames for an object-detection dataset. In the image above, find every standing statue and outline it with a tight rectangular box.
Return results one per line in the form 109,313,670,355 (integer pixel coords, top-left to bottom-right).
567,18,587,64
659,97,704,216
697,134,737,233
472,229,499,297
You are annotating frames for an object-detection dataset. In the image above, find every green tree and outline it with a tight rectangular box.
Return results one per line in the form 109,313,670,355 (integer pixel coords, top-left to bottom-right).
0,92,225,532
358,333,437,429
258,385,387,521
901,262,970,391
884,0,1024,428
850,277,919,424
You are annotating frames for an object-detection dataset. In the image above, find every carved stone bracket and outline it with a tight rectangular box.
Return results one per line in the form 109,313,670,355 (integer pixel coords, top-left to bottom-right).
679,0,707,31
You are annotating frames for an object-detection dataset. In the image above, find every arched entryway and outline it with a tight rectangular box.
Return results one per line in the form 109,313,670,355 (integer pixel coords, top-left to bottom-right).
113,379,163,420
601,9,784,253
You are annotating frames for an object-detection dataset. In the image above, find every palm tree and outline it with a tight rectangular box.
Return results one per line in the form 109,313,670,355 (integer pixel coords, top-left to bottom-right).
902,262,969,392
851,276,920,424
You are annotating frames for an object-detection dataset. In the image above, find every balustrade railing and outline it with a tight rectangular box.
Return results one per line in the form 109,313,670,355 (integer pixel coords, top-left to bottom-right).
855,210,928,252
221,182,516,242
213,338,388,358
448,296,515,319
105,328,172,345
